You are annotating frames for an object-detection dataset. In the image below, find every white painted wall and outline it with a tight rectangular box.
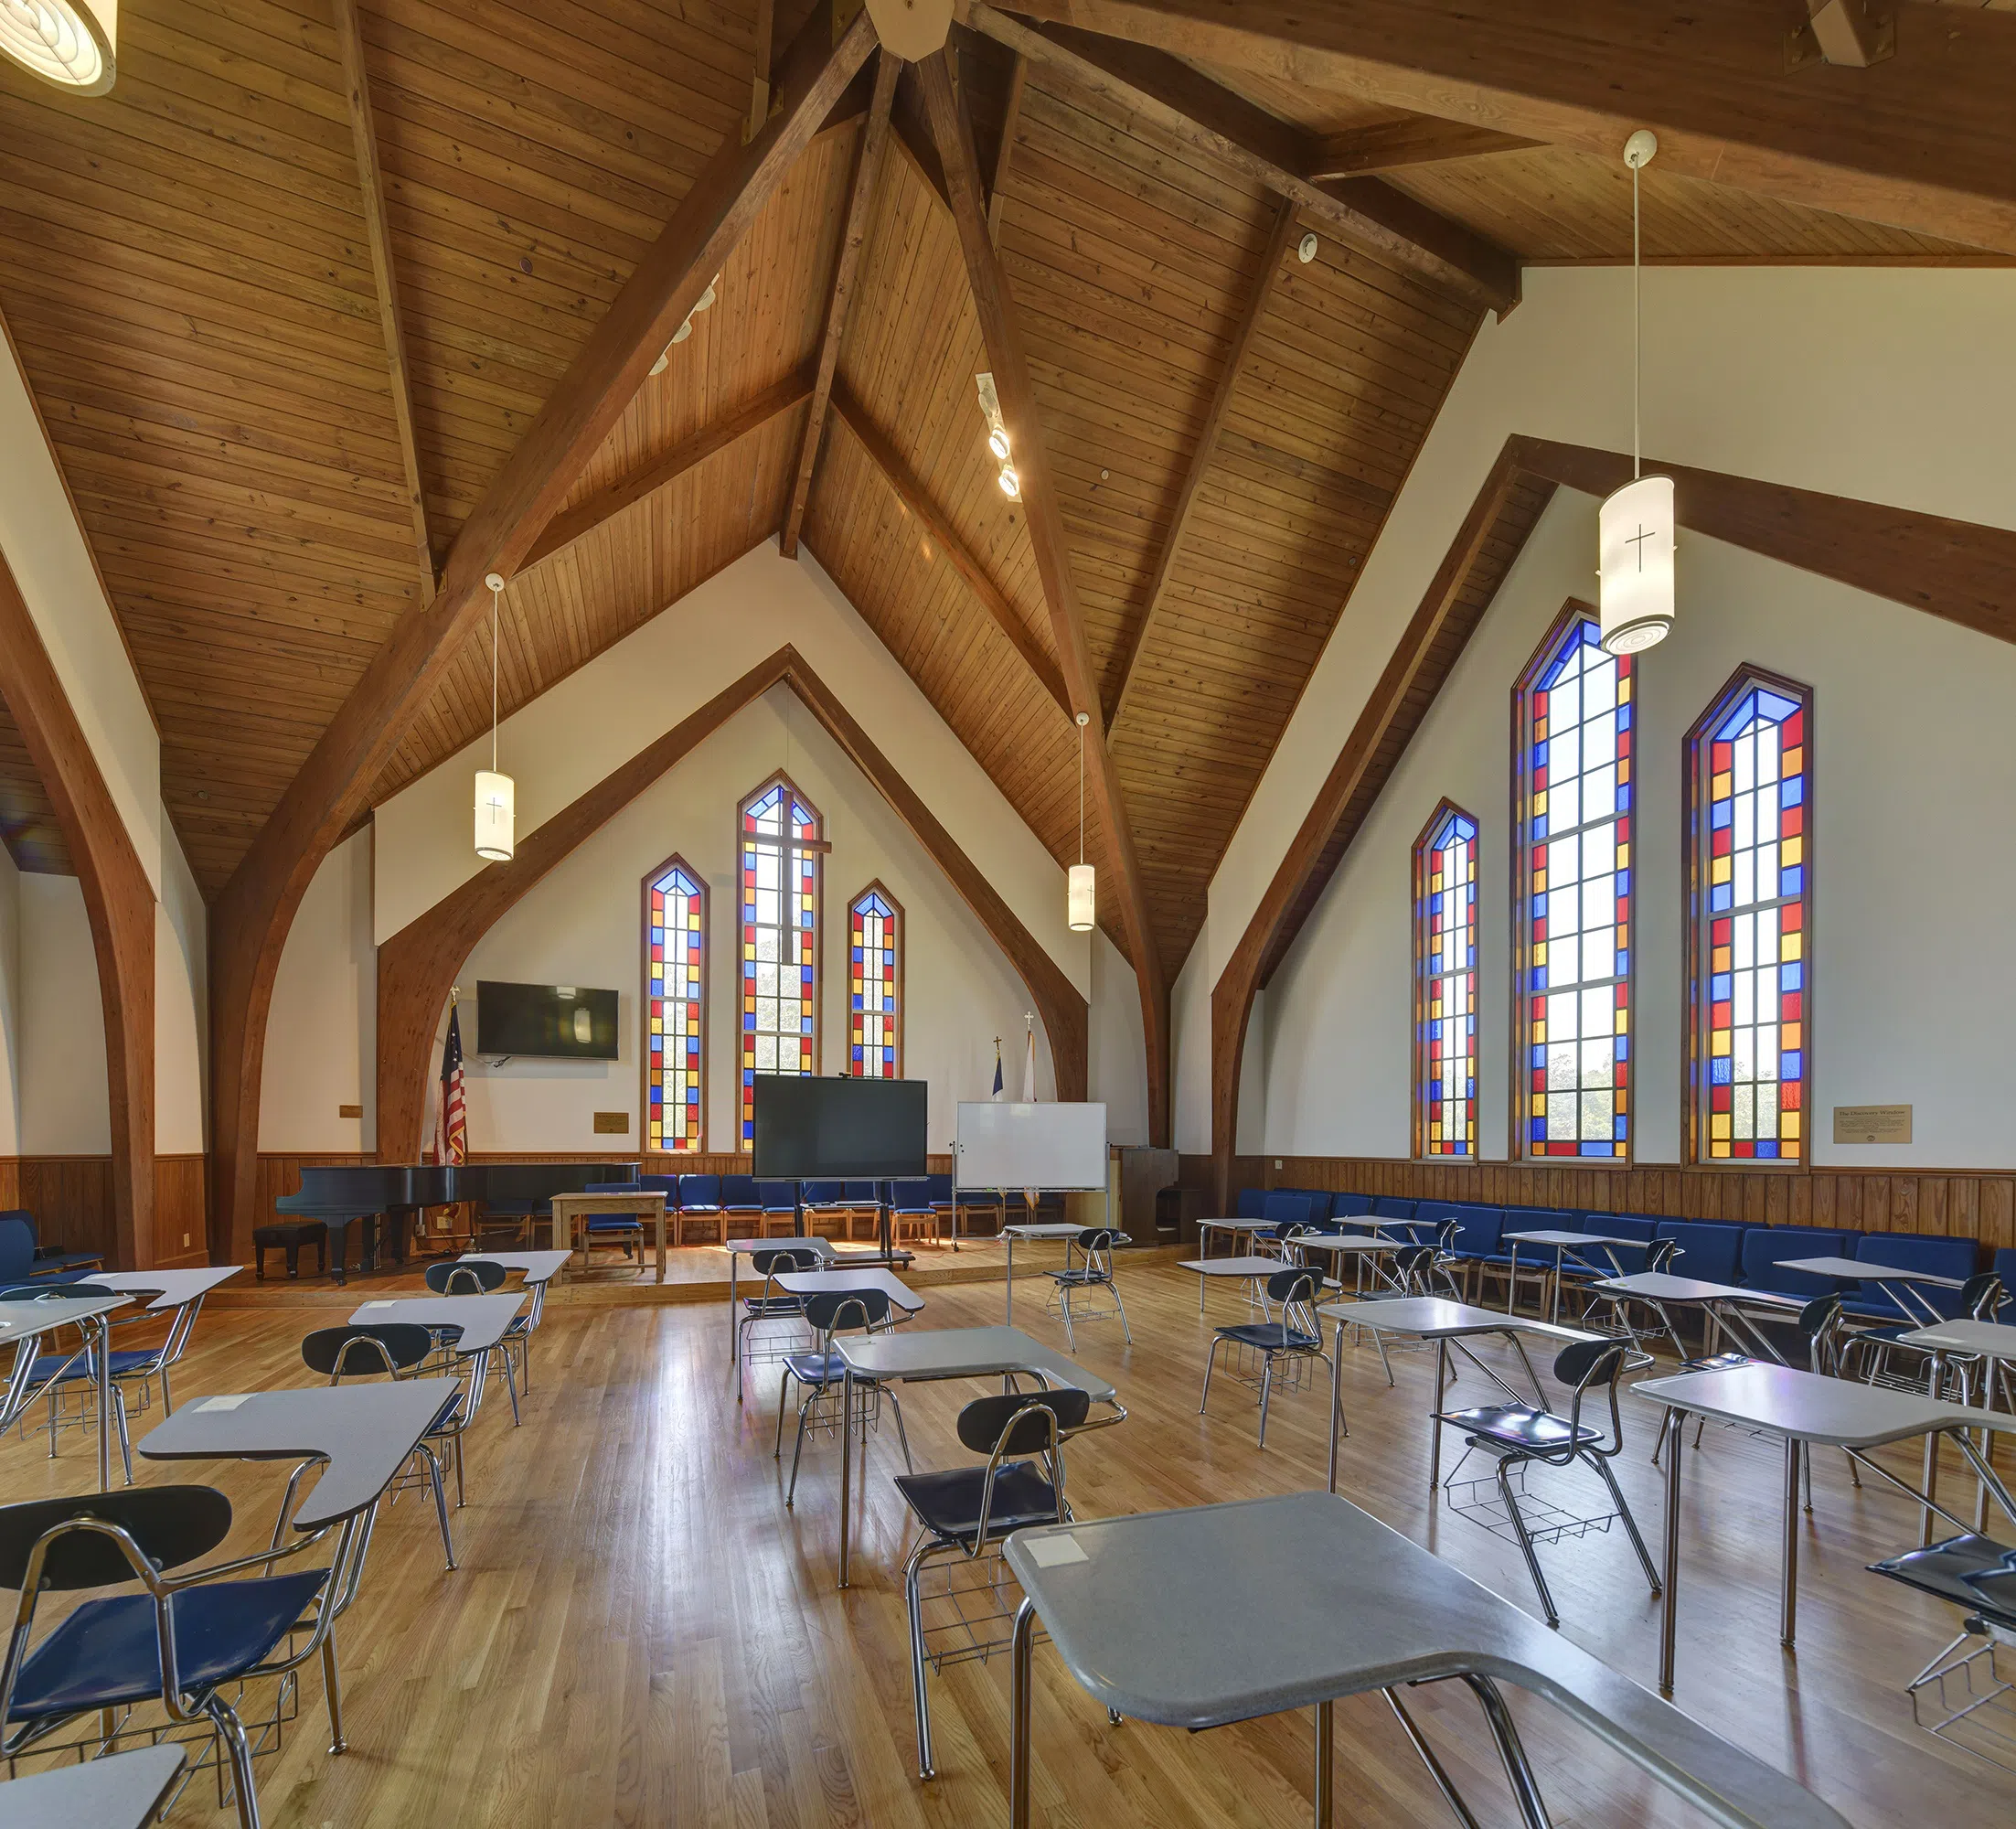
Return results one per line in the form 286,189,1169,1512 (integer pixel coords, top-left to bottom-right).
1169,936,1211,1156
258,829,376,1153
20,874,108,1154
0,318,161,891
1089,930,1147,1146
1198,265,2016,1170
404,686,1059,1155
0,845,22,1157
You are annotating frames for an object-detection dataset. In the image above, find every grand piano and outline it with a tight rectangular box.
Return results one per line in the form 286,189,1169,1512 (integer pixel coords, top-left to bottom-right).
273,1161,637,1283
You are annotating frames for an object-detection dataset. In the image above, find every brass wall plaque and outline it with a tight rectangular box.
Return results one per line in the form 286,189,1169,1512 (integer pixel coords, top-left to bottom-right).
337,1103,362,1119
592,1111,631,1135
1832,1104,1912,1145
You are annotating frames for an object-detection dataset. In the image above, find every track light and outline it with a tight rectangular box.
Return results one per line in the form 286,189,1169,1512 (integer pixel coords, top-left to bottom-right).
987,425,1011,461
650,273,721,375
997,466,1020,499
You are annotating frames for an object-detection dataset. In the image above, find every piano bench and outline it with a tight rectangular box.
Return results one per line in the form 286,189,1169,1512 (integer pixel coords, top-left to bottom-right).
254,1221,326,1281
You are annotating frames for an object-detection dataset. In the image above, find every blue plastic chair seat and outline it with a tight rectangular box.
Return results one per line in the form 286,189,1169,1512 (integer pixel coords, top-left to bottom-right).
894,1463,1061,1544
1444,1404,1598,1452
585,1216,644,1233
1213,1322,1319,1352
741,1294,805,1319
1047,1267,1111,1289
27,1348,159,1386
8,1569,328,1718
782,1349,852,1386
1867,1535,2016,1631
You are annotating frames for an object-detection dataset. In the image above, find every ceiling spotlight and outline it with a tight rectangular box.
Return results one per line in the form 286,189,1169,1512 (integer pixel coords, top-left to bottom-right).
997,466,1020,499
649,273,721,374
987,426,1011,462
1297,232,1318,264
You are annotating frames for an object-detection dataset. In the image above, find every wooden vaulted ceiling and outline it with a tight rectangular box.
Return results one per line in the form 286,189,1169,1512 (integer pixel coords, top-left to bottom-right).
0,0,2007,993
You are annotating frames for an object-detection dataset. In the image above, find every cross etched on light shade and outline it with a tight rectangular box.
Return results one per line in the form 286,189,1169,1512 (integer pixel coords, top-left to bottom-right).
1626,522,1657,571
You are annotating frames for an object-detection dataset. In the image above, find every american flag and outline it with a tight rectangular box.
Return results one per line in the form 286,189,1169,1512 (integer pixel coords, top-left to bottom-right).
435,1002,467,1165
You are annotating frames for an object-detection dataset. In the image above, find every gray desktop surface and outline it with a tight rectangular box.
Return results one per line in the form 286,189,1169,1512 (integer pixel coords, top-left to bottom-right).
837,1325,1116,1401
1004,1491,1849,1829
1632,1361,1999,1448
0,1744,187,1829
348,1292,524,1353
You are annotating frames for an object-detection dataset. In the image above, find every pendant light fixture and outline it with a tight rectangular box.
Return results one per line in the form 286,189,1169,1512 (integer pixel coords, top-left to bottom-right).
0,0,116,93
1598,129,1676,658
1067,711,1094,932
474,572,515,862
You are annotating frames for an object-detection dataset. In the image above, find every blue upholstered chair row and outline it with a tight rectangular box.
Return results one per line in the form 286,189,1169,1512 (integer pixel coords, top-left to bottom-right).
1232,1186,2000,1309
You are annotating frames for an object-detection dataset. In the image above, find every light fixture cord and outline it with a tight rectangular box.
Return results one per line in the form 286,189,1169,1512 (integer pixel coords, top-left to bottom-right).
489,578,500,773
1076,717,1084,865
1632,155,1642,481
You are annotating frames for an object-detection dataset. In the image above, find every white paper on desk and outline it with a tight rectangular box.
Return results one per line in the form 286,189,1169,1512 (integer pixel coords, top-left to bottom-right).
1026,1534,1088,1567
200,1395,252,1411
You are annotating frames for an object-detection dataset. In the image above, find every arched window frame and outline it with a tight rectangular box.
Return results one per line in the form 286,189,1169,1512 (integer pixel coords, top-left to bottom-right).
738,772,824,1150
847,881,903,1080
1684,667,1814,1165
641,852,708,1154
1511,603,1636,1161
1413,800,1479,1160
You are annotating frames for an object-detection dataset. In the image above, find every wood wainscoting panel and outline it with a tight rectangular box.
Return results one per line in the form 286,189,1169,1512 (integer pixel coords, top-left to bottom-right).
1232,1156,2016,1252
154,1155,208,1267
17,1156,112,1264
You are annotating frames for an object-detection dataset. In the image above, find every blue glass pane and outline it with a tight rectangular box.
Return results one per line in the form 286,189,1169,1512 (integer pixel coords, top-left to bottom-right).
1781,1050,1803,1082
1781,776,1804,808
1756,1140,1780,1160
1782,866,1803,895
1711,1057,1733,1085
1782,962,1803,990
1710,883,1733,912
1711,973,1732,1000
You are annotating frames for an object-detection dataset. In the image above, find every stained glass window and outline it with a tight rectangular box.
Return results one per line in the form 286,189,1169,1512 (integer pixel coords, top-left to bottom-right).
1413,804,1477,1158
1689,671,1811,1162
848,884,901,1078
644,857,706,1152
740,775,821,1149
1516,612,1635,1158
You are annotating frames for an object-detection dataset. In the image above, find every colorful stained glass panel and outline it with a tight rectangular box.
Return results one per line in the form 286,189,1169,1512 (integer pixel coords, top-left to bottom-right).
849,888,899,1078
645,860,705,1152
1520,616,1634,1157
1415,807,1477,1157
1697,681,1809,1161
741,780,820,1148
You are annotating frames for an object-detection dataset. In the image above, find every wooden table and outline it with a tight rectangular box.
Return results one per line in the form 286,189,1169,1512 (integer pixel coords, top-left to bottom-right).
550,1189,669,1282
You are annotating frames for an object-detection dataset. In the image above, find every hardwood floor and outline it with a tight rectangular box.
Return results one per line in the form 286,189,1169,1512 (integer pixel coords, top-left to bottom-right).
0,1265,2007,1827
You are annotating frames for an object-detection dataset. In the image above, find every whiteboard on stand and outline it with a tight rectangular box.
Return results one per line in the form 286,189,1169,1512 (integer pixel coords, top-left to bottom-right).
954,1103,1107,1191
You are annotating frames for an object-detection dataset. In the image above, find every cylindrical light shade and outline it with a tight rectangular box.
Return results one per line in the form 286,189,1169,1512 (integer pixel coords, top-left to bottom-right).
1067,863,1094,933
1598,473,1676,656
475,769,515,862
0,0,116,92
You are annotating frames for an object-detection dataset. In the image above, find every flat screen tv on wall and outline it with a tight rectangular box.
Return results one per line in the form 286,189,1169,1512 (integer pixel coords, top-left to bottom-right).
752,1075,928,1178
475,980,619,1061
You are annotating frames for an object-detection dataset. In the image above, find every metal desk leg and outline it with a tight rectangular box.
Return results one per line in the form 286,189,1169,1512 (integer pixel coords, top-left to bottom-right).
728,1252,739,1361
1922,1353,1944,1547
1659,1407,1683,1694
837,1366,854,1589
1328,1319,1346,1494
1429,1338,1449,1497
94,1313,112,1492
655,1201,666,1285
1005,1234,1016,1324
1780,1436,1801,1646
1010,1598,1037,1829
1314,1697,1333,1829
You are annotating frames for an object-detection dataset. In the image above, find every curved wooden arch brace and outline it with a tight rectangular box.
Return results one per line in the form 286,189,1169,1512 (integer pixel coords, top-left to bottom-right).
1209,431,2016,1208
0,555,155,1267
376,645,1088,1163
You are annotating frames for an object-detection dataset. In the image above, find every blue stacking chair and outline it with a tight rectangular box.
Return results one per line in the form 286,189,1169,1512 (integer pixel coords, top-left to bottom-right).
1329,1192,1374,1221
0,1208,103,1277
0,1485,347,1829
677,1173,724,1247
756,1180,802,1237
888,1179,937,1249
1254,1191,1315,1256
1440,1207,1505,1300
1653,1220,1745,1288
1739,1225,1860,1301
800,1179,848,1235
719,1175,763,1238
0,1282,134,1481
573,1181,646,1275
1837,1232,1980,1322
1234,1187,1268,1221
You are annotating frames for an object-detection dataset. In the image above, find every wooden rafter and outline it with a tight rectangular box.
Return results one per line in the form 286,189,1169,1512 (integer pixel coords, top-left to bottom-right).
783,52,900,561
987,51,1029,241
749,0,775,139
995,0,2016,256
914,48,1171,1145
1106,197,1298,732
828,384,1072,715
526,370,816,572
206,6,880,1262
331,0,433,601
1307,117,1540,178
376,644,1090,1157
963,4,1520,317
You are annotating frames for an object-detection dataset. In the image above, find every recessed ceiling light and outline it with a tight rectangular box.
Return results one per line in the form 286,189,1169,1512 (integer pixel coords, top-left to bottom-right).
1297,232,1318,264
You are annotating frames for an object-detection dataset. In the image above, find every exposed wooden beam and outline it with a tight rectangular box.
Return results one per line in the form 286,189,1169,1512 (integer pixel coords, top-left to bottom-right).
377,644,1090,1156
528,369,815,571
1307,116,1541,178
332,0,434,601
915,48,1171,1145
891,63,955,212
783,52,900,561
1793,0,1894,72
206,5,879,1264
963,4,1520,316
994,0,2016,256
988,51,1029,241
828,382,1072,715
0,553,156,1268
749,0,776,139
1106,197,1297,732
